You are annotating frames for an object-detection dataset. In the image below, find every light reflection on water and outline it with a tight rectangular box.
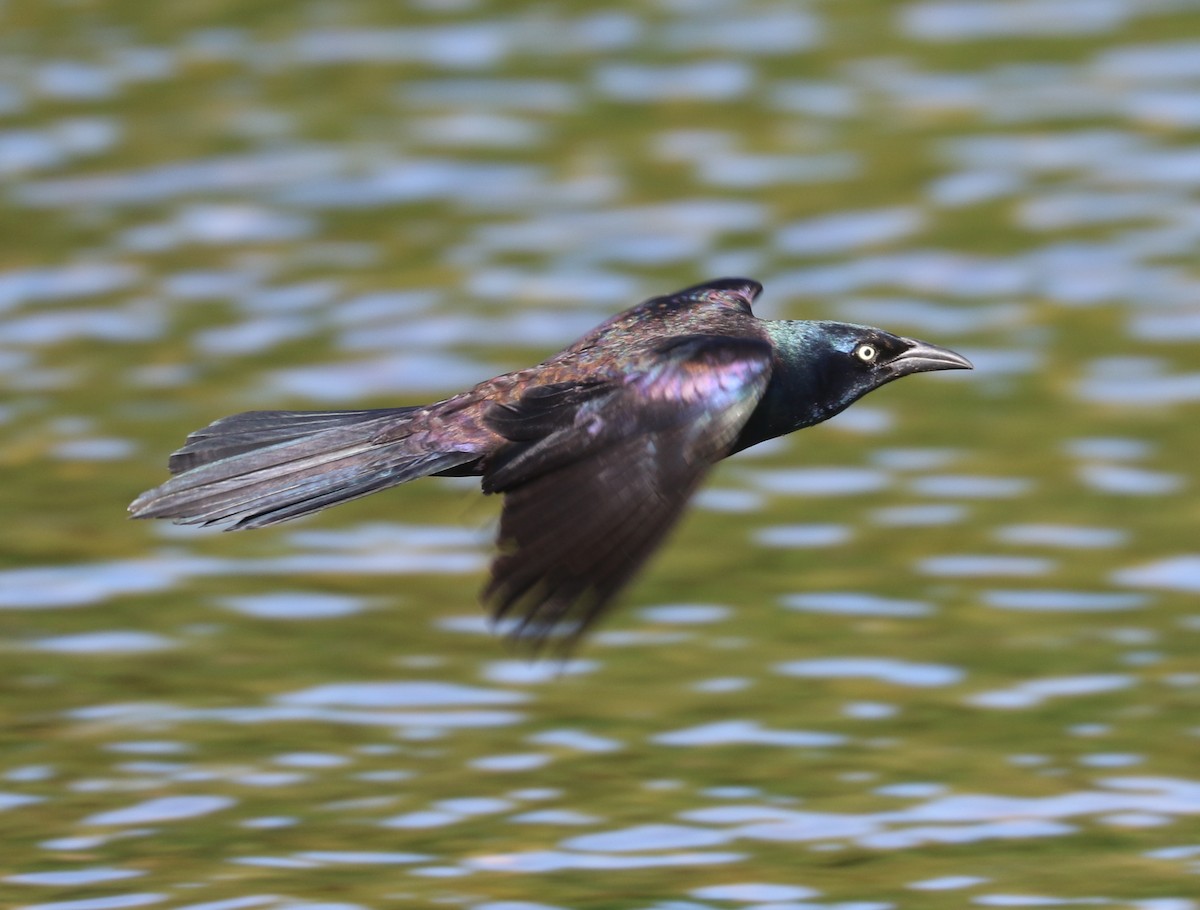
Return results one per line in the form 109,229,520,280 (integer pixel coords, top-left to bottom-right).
4,0,1200,907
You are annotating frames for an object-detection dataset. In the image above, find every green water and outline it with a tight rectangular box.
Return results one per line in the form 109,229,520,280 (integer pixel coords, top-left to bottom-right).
2,1,1200,908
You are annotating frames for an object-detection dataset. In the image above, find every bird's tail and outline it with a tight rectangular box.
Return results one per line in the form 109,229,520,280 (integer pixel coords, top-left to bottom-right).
129,408,477,529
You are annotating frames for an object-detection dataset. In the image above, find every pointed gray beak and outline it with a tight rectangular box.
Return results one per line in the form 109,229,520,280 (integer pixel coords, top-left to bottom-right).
887,338,974,376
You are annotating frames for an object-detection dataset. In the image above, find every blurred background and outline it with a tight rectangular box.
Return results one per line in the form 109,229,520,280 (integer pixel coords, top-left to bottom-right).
2,0,1200,907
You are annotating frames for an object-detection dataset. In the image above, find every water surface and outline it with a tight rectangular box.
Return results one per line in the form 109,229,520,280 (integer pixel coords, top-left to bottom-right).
2,1,1200,908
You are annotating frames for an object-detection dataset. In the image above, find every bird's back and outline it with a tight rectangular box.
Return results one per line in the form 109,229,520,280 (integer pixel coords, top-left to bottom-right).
538,284,766,381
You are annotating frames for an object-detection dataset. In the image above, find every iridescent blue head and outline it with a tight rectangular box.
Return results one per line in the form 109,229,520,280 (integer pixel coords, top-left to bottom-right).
741,319,972,448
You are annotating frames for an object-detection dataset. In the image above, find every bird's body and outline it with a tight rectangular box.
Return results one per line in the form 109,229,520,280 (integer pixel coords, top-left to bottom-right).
131,278,971,646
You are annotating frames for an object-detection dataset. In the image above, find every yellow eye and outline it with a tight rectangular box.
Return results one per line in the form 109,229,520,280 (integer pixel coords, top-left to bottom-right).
855,343,878,363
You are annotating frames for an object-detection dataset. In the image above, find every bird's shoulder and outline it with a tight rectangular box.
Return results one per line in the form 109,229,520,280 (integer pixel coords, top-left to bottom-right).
554,291,767,371
605,284,761,334
432,286,770,425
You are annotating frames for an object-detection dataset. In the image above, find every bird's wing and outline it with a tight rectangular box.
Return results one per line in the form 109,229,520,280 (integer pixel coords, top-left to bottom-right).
480,334,773,649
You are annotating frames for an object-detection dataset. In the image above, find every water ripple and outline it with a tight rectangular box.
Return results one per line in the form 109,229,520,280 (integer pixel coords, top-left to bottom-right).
754,524,852,548
748,467,889,496
0,262,139,312
21,895,167,910
691,882,820,902
966,674,1134,709
776,657,964,687
83,795,235,827
595,62,755,102
0,118,121,176
983,590,1147,612
994,524,1127,548
1078,464,1185,495
17,148,345,207
653,720,845,749
220,592,370,619
918,555,1056,577
1115,556,1200,592
902,0,1137,42
7,868,142,887
776,207,924,256
278,681,526,708
910,475,1032,498
783,592,932,617
25,631,177,654
465,849,745,872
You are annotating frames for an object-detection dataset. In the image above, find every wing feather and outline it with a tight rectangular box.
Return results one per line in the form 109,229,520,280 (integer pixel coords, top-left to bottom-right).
481,335,773,648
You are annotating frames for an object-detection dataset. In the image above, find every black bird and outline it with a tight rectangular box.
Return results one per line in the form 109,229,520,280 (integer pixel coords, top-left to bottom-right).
130,278,971,646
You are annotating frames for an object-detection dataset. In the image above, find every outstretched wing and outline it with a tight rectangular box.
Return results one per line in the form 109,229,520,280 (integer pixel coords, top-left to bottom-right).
480,334,773,649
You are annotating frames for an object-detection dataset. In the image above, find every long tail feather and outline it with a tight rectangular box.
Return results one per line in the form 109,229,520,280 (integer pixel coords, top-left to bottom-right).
129,408,476,529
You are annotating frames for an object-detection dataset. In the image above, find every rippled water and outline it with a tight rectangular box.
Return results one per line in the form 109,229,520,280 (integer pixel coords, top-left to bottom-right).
3,1,1200,908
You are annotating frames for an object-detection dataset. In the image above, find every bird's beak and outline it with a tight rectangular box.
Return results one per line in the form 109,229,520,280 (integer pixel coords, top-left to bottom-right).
887,338,974,376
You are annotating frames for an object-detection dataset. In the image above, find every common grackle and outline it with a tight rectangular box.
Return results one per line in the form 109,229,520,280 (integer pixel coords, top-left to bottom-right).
130,278,971,646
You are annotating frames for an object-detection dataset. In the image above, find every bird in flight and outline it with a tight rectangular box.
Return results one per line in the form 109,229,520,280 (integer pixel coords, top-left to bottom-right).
130,278,971,648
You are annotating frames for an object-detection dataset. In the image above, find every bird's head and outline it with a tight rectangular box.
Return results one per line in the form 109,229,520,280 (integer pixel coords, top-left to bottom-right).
765,320,973,431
